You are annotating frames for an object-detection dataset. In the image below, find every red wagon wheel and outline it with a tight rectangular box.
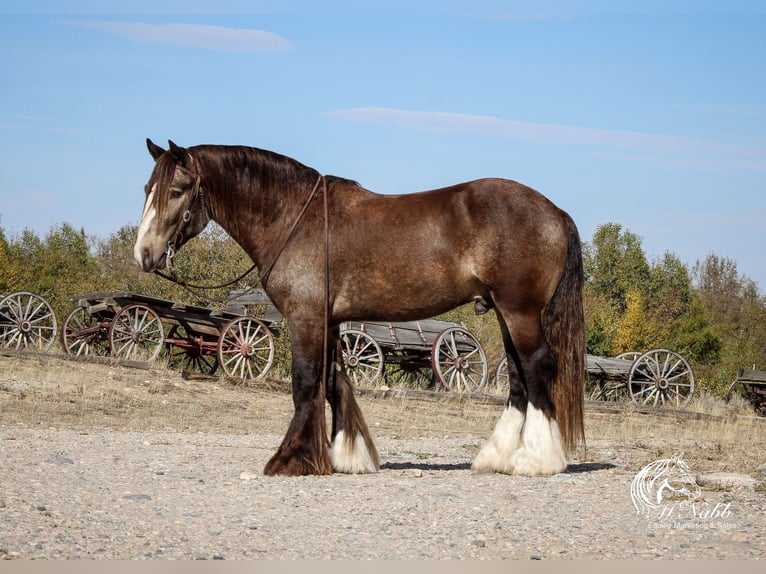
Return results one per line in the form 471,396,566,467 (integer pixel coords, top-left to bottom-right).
0,291,58,351
217,317,275,380
166,324,219,375
432,326,488,393
61,306,111,357
109,304,165,363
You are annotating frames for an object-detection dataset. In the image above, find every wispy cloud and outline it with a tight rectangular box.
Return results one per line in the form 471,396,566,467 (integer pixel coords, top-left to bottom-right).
327,107,766,171
66,20,293,53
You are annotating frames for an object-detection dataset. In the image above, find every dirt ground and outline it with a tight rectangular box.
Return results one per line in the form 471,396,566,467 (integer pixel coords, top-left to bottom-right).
1,352,764,559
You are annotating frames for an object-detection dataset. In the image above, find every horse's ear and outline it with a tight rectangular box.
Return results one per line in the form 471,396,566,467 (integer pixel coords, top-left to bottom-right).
168,140,190,166
146,138,166,161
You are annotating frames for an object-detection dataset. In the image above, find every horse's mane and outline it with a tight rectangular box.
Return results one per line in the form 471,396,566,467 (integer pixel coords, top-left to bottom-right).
149,144,364,236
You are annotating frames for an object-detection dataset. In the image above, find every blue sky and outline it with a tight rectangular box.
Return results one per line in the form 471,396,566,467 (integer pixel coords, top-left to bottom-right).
1,1,765,293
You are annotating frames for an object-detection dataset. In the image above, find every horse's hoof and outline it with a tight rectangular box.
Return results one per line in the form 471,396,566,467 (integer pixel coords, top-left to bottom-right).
263,451,333,476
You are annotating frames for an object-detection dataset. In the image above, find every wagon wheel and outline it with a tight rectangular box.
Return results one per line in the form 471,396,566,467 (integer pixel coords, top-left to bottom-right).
61,306,110,357
432,326,488,393
628,348,695,408
217,317,275,380
0,291,58,351
166,324,218,375
493,356,511,396
340,328,384,387
109,304,165,362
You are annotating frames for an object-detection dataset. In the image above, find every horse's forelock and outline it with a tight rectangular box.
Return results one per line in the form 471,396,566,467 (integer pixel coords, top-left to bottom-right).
149,154,181,221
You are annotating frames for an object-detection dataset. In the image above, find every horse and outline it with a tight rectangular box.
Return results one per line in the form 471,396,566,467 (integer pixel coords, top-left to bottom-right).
133,139,585,477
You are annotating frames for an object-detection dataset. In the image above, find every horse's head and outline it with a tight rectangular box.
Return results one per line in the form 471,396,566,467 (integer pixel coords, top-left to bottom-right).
134,139,210,272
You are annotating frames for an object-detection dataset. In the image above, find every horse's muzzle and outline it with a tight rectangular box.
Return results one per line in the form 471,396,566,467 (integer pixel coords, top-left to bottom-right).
136,248,167,272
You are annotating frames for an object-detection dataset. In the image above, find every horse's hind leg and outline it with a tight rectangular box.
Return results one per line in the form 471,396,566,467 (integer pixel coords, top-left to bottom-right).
327,334,380,474
472,325,527,473
474,309,567,476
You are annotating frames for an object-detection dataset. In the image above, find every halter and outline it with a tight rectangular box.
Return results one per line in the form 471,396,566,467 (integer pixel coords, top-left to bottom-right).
153,164,326,293
165,163,203,259
154,160,258,290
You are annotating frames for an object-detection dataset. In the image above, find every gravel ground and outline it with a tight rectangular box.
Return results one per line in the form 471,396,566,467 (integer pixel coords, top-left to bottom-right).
1,425,764,560
1,354,764,560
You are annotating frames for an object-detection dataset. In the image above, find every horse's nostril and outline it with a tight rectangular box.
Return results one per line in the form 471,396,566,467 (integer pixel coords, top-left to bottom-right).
141,249,153,272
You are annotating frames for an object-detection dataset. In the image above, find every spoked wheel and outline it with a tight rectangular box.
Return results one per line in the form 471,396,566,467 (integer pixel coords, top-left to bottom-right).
0,291,58,351
217,317,275,380
432,326,488,393
166,324,218,375
339,328,385,387
61,306,110,357
628,348,695,408
109,304,165,362
493,356,511,396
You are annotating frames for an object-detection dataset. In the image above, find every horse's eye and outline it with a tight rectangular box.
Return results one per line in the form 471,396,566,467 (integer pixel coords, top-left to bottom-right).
169,189,184,200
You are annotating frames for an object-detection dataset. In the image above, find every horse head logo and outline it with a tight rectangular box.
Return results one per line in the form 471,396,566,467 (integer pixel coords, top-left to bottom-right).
631,454,702,515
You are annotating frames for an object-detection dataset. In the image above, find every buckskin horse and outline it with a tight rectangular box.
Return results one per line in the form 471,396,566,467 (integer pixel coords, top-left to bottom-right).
133,139,585,477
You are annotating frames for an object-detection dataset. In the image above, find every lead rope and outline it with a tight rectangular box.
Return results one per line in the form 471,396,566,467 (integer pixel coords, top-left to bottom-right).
320,176,330,414
258,173,324,287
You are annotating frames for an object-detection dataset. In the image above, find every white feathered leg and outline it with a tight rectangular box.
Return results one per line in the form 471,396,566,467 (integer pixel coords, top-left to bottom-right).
508,404,567,476
330,430,379,474
471,405,525,474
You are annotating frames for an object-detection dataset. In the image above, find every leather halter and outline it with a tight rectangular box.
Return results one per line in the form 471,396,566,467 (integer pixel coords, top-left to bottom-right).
154,161,258,289
153,165,326,293
165,163,202,260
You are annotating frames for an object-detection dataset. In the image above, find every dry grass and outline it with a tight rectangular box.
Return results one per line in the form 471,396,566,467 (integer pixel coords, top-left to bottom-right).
1,352,765,479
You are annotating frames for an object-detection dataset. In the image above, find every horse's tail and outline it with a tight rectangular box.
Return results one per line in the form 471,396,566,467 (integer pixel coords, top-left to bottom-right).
543,212,585,456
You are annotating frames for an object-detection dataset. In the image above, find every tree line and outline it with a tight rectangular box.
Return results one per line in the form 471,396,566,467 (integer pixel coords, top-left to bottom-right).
1,220,763,397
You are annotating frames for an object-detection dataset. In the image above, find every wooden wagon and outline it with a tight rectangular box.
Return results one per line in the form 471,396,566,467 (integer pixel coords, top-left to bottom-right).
61,291,277,380
225,288,490,392
338,319,488,392
0,291,58,352
493,348,696,407
726,367,766,415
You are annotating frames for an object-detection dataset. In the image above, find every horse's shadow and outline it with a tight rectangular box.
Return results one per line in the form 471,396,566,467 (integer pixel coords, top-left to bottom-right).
382,461,472,472
380,461,616,473
565,461,616,473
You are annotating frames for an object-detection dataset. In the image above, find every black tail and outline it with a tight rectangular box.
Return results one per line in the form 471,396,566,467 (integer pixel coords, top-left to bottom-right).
543,213,585,456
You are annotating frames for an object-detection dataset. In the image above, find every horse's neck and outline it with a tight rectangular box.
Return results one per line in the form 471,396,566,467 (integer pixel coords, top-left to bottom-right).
198,149,318,267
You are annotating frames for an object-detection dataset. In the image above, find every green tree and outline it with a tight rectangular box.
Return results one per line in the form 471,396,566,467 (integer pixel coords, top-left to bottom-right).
692,254,766,394
584,223,650,313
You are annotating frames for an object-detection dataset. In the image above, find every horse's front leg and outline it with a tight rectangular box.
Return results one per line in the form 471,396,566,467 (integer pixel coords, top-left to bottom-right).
263,327,332,476
326,334,380,474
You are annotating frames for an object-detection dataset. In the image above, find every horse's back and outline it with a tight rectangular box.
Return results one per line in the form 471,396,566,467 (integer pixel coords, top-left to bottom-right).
338,177,565,230
328,177,571,319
